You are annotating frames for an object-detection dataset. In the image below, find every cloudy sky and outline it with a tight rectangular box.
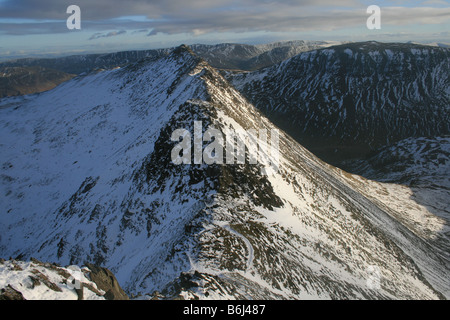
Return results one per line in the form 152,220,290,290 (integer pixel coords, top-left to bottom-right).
0,0,449,60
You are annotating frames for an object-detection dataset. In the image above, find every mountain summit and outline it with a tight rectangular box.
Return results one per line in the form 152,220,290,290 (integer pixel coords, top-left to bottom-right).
0,45,448,299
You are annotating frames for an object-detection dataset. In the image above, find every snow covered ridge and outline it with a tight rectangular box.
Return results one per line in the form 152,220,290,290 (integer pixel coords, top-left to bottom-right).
0,45,449,300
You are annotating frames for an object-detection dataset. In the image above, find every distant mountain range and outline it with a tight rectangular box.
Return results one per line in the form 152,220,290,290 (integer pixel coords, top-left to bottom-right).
0,49,170,76
0,41,340,75
0,40,340,98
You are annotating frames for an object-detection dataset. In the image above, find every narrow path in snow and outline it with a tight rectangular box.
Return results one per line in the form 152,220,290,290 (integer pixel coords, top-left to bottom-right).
223,224,254,272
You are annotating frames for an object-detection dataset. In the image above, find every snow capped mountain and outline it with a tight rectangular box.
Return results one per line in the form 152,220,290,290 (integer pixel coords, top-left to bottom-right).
231,41,450,165
0,45,448,300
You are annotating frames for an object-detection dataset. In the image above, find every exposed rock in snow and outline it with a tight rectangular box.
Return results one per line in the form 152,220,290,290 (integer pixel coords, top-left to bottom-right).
0,258,112,300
